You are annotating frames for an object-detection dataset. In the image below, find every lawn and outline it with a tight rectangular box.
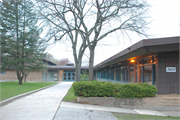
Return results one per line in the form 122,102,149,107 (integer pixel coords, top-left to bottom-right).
0,81,57,101
113,113,180,120
63,87,77,102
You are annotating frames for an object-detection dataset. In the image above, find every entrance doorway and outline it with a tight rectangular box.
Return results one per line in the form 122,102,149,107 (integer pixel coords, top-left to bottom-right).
63,71,75,81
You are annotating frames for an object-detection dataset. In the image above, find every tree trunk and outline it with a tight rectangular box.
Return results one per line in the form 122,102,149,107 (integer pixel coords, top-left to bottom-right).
24,75,26,82
17,71,23,85
72,42,85,82
19,79,23,85
75,62,81,81
23,71,30,82
89,46,95,81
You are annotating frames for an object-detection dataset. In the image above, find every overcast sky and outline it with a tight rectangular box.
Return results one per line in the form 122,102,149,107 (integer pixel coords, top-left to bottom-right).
47,0,180,66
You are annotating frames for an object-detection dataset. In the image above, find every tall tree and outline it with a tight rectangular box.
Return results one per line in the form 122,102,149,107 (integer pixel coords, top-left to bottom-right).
36,0,150,81
84,0,150,81
36,0,88,81
1,0,46,84
45,53,59,65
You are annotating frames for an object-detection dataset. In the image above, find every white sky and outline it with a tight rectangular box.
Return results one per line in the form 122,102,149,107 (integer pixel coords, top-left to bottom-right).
47,0,180,66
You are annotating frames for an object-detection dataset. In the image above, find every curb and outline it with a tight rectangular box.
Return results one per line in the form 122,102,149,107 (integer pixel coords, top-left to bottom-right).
0,82,59,107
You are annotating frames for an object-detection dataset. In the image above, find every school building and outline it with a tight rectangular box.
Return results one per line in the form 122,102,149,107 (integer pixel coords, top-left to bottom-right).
0,36,179,94
94,36,179,94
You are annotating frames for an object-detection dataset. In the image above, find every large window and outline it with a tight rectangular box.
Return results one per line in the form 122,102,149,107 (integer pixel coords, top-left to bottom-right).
1,71,6,74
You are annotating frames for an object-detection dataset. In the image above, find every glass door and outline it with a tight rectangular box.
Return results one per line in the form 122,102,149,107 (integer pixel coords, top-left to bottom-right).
63,71,76,81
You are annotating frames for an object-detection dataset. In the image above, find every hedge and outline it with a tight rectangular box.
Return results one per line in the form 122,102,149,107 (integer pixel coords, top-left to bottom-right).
72,81,157,98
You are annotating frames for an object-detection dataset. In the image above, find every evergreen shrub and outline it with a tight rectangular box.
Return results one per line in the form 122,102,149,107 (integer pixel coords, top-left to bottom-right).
80,71,89,81
72,81,157,98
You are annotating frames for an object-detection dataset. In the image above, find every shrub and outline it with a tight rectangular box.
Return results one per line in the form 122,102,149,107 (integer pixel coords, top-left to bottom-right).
113,83,157,98
80,70,89,81
72,81,114,97
72,81,157,98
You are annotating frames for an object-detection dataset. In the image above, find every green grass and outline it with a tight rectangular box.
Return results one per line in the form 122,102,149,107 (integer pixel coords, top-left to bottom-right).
0,81,57,101
63,87,77,102
113,113,180,120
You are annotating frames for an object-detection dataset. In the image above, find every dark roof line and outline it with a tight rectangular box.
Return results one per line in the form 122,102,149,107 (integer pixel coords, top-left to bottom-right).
42,59,57,66
94,36,179,69
48,66,89,70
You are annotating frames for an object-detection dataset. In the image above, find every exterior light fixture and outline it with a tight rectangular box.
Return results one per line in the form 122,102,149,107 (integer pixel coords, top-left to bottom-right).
131,60,135,63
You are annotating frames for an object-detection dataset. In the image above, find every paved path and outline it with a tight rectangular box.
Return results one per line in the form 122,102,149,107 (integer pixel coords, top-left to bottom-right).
59,102,169,117
0,80,16,82
0,82,73,120
54,108,118,120
0,81,179,120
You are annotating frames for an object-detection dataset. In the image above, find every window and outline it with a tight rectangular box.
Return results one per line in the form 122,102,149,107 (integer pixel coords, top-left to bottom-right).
1,71,6,74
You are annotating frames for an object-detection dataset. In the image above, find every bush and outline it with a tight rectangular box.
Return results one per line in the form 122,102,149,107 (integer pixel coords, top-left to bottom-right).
80,70,89,81
113,83,157,98
72,81,114,97
72,81,157,98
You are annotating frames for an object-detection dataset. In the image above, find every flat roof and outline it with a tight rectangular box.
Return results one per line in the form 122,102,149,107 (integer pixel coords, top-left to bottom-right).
48,66,89,71
94,36,179,70
42,59,57,66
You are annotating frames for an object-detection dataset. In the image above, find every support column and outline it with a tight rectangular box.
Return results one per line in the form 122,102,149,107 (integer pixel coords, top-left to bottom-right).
152,56,155,85
134,67,137,83
142,59,145,83
114,69,116,80
124,65,127,82
119,67,121,81
123,66,125,82
137,61,141,83
109,66,111,80
128,65,130,82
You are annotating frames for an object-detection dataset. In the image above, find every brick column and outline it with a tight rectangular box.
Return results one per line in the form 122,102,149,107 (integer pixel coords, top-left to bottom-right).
137,61,141,83
134,67,137,83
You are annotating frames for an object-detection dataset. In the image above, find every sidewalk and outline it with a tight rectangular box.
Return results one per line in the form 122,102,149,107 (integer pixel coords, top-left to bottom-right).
60,102,176,117
0,81,179,120
0,82,73,120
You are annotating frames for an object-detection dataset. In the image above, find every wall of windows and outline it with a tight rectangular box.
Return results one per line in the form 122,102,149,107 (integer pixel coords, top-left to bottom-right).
96,56,156,85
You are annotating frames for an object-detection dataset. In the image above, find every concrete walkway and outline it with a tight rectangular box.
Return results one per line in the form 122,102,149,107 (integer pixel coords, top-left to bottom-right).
0,82,73,120
0,81,179,120
60,102,170,117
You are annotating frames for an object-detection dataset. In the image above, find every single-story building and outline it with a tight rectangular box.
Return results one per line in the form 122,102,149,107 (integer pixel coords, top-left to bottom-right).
94,36,179,94
43,63,89,82
1,36,179,94
0,60,88,82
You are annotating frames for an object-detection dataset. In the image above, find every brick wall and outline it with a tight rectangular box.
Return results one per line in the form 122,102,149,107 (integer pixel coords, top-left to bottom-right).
0,70,42,81
58,70,63,81
26,71,42,81
0,70,18,80
77,94,180,111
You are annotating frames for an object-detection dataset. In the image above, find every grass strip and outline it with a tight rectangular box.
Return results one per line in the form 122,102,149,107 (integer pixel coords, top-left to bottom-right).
0,81,57,101
63,87,77,102
113,113,180,120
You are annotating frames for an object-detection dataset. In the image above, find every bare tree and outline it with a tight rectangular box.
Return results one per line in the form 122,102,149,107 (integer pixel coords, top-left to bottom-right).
45,53,59,65
46,53,54,61
58,58,70,66
36,0,150,81
36,0,88,81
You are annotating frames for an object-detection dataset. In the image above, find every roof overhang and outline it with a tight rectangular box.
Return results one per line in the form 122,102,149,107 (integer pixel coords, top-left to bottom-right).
48,66,89,71
94,36,179,70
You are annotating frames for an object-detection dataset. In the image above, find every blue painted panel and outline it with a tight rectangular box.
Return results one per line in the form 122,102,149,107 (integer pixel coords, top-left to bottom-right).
116,70,119,80
63,71,75,81
111,70,114,80
42,71,58,81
